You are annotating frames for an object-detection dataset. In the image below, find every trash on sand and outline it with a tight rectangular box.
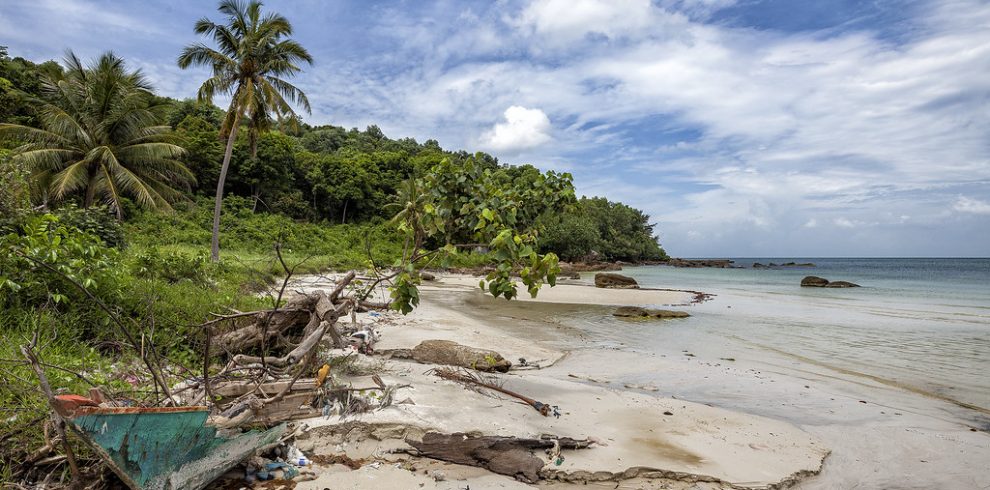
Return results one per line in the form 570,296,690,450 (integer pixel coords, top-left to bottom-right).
53,395,285,490
285,445,310,467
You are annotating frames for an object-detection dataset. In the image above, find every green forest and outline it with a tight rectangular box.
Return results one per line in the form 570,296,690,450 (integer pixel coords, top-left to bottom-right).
0,1,667,481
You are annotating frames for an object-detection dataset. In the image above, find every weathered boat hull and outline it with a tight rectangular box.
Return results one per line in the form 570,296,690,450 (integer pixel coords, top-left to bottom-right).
58,402,284,490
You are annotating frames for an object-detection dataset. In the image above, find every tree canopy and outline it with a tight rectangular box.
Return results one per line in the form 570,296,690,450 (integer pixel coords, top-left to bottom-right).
0,51,192,218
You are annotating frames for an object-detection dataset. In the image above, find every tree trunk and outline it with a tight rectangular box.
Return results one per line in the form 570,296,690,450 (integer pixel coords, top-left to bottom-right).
211,117,240,262
83,168,97,209
341,199,348,224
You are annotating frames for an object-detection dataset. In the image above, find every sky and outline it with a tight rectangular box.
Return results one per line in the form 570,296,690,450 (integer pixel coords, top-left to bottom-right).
2,0,989,257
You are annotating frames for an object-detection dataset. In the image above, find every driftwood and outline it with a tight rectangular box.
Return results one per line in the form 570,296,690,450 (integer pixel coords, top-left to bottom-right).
214,272,362,357
407,432,592,483
431,367,555,416
213,296,316,353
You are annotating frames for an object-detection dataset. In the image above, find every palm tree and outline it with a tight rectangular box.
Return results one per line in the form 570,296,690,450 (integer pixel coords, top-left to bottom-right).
0,52,191,219
178,0,312,262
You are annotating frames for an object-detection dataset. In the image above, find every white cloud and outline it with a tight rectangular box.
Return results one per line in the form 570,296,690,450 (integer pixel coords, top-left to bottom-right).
480,106,553,153
804,219,818,228
954,196,990,215
834,217,857,228
516,0,659,42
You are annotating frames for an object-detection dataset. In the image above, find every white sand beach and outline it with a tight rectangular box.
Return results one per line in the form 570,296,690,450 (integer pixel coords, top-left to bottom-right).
279,274,824,489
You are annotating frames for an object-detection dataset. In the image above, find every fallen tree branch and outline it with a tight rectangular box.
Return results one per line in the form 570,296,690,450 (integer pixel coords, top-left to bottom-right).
202,308,309,326
20,342,81,489
431,367,555,416
406,432,592,483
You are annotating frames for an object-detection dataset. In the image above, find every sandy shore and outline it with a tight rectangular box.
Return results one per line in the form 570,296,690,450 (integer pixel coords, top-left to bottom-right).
282,274,833,489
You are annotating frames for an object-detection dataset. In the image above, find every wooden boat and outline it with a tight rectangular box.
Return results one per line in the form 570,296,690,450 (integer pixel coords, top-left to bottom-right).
54,396,285,490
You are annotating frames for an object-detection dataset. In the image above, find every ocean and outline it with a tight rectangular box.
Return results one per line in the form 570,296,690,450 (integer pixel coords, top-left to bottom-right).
561,258,990,420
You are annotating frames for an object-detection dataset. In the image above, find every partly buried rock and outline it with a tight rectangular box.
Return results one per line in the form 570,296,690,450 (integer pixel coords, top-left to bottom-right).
800,276,830,287
412,340,511,372
420,271,437,281
825,280,860,288
801,276,860,288
614,306,689,319
595,272,639,289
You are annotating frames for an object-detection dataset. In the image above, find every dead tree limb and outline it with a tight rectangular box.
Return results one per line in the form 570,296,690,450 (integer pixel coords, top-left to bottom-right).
202,308,309,326
432,367,554,416
20,343,81,489
407,432,592,483
330,271,356,301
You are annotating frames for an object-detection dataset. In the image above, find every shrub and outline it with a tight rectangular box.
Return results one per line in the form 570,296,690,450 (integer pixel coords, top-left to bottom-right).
54,204,126,248
0,214,122,309
130,247,215,284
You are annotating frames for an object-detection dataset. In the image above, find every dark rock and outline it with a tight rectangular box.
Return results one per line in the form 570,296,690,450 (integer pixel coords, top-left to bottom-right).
801,276,830,287
649,309,690,318
825,280,860,288
411,340,511,372
664,258,736,268
613,306,689,318
755,262,815,269
614,306,648,317
420,271,436,281
595,272,639,289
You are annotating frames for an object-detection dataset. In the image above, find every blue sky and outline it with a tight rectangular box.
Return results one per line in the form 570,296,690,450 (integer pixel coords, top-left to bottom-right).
2,0,988,257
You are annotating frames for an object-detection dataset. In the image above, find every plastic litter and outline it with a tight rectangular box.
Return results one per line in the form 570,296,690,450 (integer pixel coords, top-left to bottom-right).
285,445,310,466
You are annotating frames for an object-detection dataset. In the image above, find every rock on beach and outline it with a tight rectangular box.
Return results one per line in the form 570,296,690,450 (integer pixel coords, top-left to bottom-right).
613,306,690,318
595,272,639,289
411,339,512,372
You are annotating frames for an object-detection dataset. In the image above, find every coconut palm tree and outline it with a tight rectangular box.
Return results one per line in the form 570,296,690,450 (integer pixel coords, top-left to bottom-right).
0,52,191,219
178,0,312,262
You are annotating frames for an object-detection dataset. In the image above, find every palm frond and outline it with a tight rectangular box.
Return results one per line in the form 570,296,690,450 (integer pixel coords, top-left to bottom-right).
50,158,92,200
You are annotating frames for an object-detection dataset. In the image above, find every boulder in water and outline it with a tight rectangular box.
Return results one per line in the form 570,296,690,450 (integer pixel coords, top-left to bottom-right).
825,280,860,288
800,276,830,287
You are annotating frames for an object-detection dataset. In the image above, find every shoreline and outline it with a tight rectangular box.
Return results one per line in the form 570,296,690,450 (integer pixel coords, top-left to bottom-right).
285,271,989,489
288,273,830,489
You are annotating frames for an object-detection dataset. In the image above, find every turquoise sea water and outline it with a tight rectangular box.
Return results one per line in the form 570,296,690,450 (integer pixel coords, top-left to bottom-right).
571,258,990,415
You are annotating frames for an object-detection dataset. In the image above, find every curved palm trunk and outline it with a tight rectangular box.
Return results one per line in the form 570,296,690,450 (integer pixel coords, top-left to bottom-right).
211,119,240,262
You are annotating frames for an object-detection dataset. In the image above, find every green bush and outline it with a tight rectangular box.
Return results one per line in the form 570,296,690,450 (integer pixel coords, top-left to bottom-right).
131,247,215,284
0,214,122,309
54,204,126,248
